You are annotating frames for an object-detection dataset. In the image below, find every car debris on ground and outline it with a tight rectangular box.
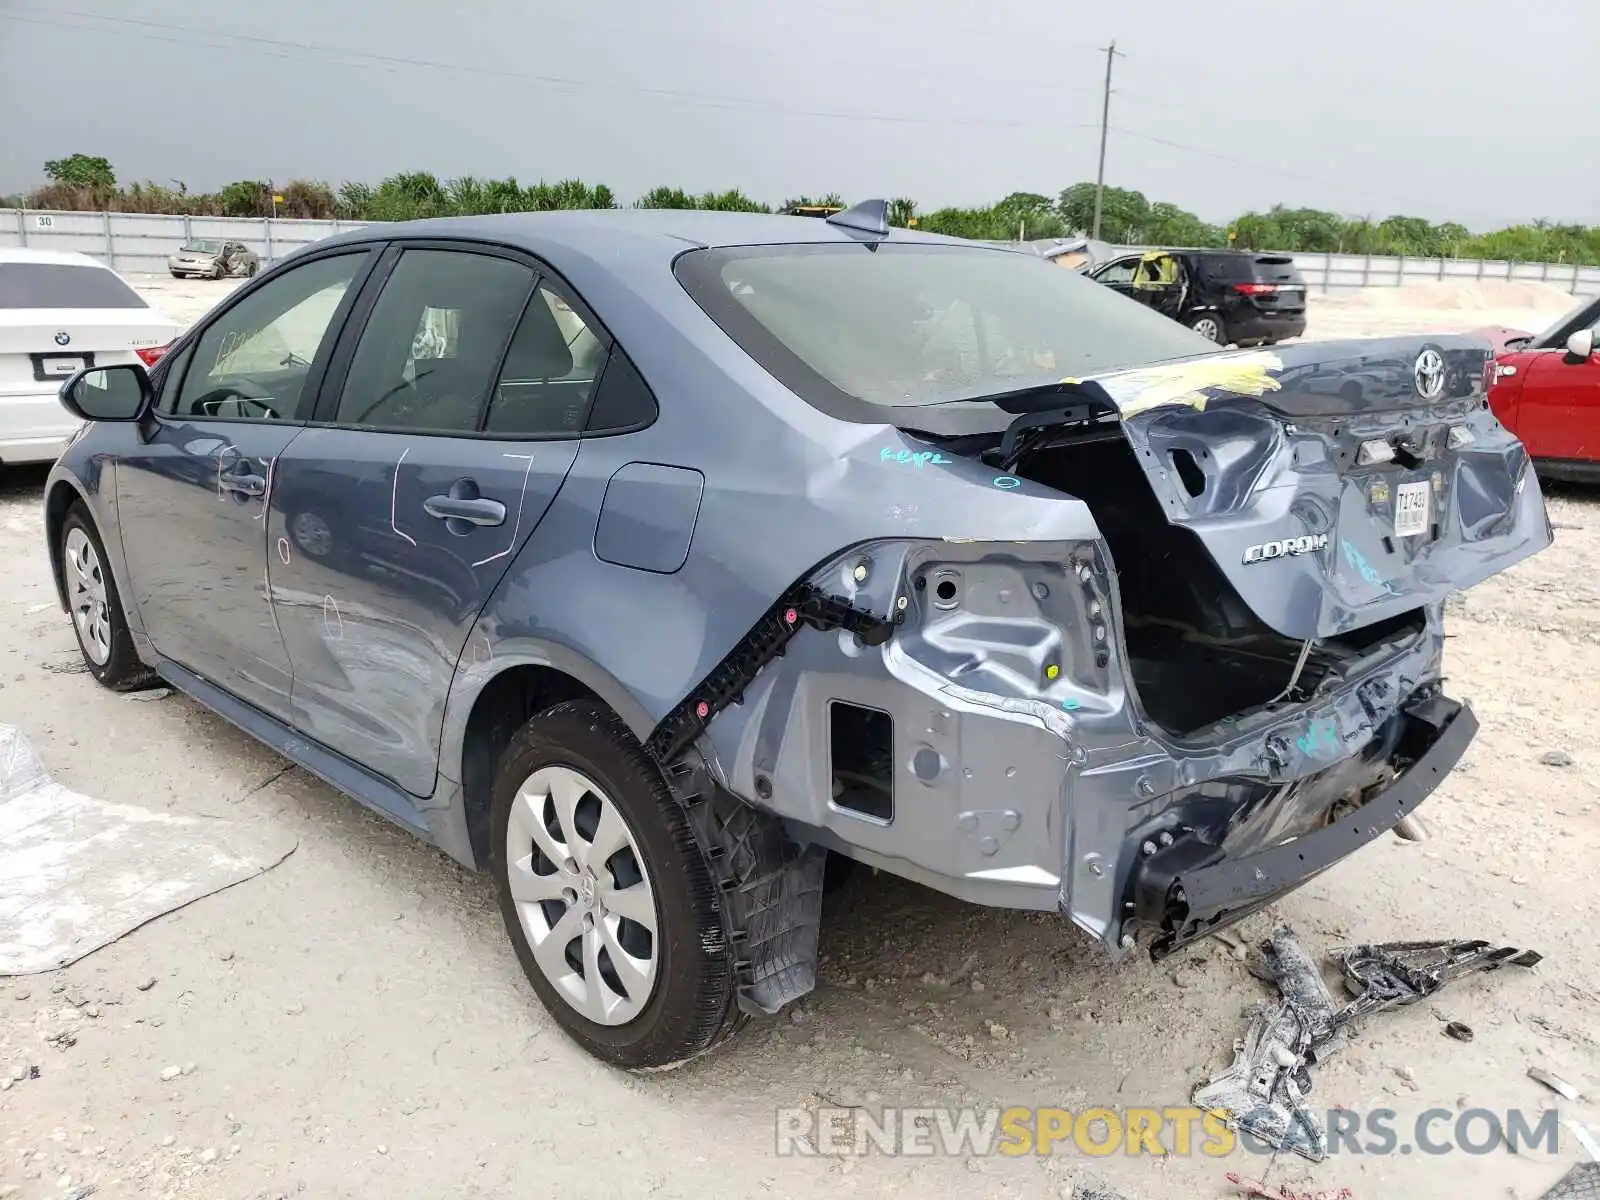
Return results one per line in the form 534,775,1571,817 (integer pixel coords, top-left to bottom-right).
1543,1163,1600,1200
1226,1171,1354,1200
1194,925,1543,1161
1528,1066,1585,1102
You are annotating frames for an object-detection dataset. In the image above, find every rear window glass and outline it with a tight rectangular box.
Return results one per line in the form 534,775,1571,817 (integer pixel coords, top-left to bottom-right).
0,263,148,309
1200,253,1302,283
674,242,1212,421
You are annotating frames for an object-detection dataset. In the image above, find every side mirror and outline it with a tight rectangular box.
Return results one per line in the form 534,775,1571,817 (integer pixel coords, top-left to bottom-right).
1567,328,1596,360
58,363,153,422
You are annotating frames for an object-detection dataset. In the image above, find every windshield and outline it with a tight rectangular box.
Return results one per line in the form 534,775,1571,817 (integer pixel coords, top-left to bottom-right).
674,241,1215,422
181,240,224,254
1530,294,1600,349
0,263,148,309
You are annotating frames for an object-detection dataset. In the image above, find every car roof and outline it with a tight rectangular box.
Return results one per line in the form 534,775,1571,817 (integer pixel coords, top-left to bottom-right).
320,208,980,259
0,248,115,269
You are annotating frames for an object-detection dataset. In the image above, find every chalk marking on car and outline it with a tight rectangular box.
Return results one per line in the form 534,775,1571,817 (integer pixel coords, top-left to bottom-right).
321,595,343,641
389,447,417,547
470,453,538,568
253,455,276,521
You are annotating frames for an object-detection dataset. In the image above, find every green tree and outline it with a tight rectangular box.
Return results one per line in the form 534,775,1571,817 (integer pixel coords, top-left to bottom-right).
993,191,1066,239
637,186,698,210
218,180,271,217
43,154,115,189
1057,183,1149,240
887,197,918,228
1145,202,1224,247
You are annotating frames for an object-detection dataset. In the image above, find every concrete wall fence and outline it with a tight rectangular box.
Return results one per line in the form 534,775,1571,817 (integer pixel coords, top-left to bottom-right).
6,208,1600,298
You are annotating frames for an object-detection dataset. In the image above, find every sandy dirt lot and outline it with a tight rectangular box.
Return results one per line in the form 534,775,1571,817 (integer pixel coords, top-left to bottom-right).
1,279,1597,1200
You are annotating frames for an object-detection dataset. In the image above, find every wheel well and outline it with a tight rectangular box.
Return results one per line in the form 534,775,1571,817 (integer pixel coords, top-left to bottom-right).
44,482,83,610
459,665,605,867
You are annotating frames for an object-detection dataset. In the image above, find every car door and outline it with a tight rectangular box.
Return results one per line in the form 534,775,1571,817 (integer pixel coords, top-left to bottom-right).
1512,316,1600,465
1089,256,1144,305
267,243,599,795
115,247,377,718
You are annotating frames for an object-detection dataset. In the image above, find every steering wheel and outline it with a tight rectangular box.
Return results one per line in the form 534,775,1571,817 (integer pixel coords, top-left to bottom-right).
188,382,283,421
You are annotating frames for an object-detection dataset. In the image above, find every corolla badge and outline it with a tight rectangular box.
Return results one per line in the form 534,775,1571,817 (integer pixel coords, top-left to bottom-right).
1242,533,1329,565
1413,348,1446,400
54,331,70,346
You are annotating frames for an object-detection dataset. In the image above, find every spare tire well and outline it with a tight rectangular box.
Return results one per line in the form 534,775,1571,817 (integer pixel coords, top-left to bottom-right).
460,665,604,868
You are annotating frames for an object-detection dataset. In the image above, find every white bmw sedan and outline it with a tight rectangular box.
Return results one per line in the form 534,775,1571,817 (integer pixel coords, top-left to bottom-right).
0,249,183,466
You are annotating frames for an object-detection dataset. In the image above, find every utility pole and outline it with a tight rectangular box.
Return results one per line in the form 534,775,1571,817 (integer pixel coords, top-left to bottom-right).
1092,40,1122,241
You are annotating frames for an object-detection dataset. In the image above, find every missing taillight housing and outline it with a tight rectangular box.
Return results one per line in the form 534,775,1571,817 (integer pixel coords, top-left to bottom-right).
134,343,171,368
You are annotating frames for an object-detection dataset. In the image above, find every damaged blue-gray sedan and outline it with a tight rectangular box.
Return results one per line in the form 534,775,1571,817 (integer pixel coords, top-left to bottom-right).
43,202,1551,1068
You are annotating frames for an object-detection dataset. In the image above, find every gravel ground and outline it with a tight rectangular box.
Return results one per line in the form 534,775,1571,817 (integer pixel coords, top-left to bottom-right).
1,280,1597,1200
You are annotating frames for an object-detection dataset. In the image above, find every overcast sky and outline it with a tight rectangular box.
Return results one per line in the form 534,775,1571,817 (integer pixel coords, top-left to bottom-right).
2,0,1594,230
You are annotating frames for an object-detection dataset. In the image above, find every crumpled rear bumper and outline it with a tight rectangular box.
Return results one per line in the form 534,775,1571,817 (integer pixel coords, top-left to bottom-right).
1126,692,1473,959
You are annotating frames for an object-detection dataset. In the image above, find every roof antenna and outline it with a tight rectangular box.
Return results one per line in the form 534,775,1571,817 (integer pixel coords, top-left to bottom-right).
825,198,891,238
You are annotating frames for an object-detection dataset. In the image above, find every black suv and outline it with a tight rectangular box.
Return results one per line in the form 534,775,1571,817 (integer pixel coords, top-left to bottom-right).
1088,249,1308,346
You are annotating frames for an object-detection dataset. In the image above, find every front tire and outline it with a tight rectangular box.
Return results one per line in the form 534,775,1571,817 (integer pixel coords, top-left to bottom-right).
59,506,154,691
489,701,740,1069
1189,312,1228,343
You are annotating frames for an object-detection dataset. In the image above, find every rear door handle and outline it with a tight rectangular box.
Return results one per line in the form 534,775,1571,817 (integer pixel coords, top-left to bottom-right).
424,495,506,527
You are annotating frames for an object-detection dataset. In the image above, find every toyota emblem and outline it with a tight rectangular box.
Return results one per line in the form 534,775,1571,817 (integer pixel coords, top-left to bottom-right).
1413,347,1446,400
54,331,71,346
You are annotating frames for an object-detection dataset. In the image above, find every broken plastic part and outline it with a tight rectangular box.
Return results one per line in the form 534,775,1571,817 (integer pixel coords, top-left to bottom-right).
645,581,901,765
1225,1174,1353,1200
664,757,825,1015
1196,926,1543,1162
1333,939,1543,1022
1528,1066,1584,1102
1357,438,1396,465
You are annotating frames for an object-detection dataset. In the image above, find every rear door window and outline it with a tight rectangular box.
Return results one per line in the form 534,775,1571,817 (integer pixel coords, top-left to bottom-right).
483,283,607,436
0,264,147,309
331,249,536,433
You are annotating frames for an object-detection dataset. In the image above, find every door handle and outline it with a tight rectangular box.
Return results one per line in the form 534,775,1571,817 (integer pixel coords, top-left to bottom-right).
424,495,506,527
222,471,266,497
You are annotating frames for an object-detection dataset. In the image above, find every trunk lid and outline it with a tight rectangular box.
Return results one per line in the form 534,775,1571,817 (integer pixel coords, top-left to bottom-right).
1056,336,1550,640
0,309,182,394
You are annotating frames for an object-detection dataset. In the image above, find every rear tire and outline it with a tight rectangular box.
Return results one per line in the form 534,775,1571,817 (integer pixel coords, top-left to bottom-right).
59,506,156,692
1189,312,1228,343
489,701,740,1069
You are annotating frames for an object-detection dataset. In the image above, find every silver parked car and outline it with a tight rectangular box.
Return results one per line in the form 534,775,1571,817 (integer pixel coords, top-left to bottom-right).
167,239,260,280
46,201,1550,1069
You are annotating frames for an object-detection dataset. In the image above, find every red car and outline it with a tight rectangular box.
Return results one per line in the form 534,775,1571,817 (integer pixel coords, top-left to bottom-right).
1487,295,1600,482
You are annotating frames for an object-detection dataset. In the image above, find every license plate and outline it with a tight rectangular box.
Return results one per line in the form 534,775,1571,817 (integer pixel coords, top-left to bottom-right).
42,356,85,377
1394,480,1431,537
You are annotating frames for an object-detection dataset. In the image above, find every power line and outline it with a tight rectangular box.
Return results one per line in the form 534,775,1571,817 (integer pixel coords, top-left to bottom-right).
0,8,1525,222
1108,126,1514,224
0,10,1105,132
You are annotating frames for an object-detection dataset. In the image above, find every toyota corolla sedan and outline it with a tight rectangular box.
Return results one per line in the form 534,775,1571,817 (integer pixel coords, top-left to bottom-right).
44,204,1550,1069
